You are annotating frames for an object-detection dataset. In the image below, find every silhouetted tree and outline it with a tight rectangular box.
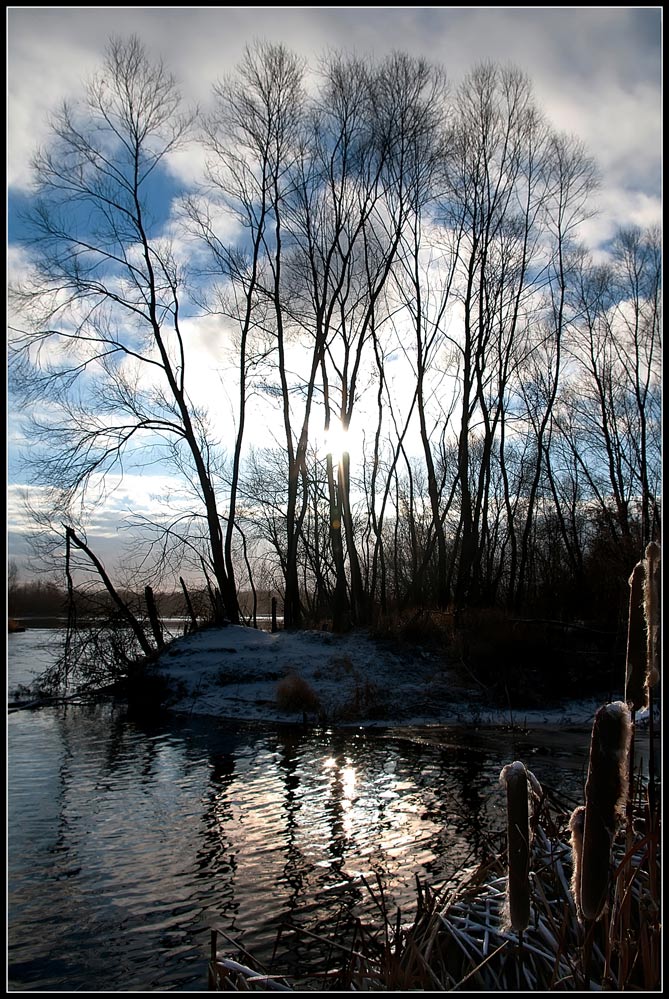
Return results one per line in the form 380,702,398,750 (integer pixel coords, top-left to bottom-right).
9,36,239,623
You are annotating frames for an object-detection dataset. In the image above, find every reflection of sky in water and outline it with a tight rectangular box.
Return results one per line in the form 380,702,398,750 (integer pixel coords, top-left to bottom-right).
198,725,501,962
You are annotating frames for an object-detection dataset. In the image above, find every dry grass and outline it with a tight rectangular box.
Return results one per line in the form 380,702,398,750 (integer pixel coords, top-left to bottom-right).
276,672,321,716
333,676,388,722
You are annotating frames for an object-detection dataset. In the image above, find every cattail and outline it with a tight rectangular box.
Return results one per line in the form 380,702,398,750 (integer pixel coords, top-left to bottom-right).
527,768,544,827
625,560,647,710
644,542,661,691
527,767,543,800
568,805,585,920
499,761,531,932
580,702,632,921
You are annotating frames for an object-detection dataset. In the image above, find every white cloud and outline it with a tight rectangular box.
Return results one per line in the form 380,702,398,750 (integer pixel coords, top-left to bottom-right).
578,187,662,261
6,471,210,580
8,7,661,219
7,22,101,190
6,242,34,284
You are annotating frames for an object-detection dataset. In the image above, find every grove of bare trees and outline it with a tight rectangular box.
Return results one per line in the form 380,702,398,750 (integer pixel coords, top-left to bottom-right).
9,37,661,637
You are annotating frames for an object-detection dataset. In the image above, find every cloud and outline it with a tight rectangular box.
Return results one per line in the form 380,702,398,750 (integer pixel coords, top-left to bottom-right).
6,471,210,580
579,188,662,260
9,7,661,229
7,18,101,190
6,241,33,279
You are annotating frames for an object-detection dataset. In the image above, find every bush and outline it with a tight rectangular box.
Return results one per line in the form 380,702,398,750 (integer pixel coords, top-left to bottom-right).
335,677,388,722
276,672,321,715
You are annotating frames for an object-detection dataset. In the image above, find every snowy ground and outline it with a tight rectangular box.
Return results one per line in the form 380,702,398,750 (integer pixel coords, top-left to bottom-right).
154,624,618,730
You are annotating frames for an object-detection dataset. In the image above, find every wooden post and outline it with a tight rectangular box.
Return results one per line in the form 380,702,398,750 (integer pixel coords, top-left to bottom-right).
271,596,278,633
180,576,198,634
144,586,164,649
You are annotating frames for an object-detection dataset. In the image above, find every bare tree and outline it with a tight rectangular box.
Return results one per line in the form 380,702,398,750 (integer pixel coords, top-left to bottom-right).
558,226,661,552
186,41,307,626
442,65,553,606
511,133,598,609
288,51,389,629
286,52,450,627
609,225,662,544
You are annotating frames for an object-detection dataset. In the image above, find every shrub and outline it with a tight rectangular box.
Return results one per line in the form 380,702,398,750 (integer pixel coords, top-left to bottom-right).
337,677,388,721
371,607,455,648
276,672,321,715
451,608,618,707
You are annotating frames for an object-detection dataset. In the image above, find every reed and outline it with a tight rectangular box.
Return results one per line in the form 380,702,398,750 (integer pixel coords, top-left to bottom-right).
624,560,647,710
579,702,632,922
568,805,585,921
643,541,661,691
499,761,531,932
208,781,660,991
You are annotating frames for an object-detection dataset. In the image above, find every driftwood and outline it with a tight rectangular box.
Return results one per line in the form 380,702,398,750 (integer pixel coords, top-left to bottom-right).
65,526,154,657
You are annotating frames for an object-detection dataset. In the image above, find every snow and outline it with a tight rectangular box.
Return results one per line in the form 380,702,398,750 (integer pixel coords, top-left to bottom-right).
153,624,614,730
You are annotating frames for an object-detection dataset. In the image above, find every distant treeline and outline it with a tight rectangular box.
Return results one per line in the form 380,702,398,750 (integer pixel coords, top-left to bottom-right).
8,579,279,623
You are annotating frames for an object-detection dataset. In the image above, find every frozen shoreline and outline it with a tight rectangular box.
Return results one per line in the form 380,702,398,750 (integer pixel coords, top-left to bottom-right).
153,623,625,731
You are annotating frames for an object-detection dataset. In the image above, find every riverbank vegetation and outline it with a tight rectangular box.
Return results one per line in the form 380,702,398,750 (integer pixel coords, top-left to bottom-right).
209,777,660,990
9,577,623,713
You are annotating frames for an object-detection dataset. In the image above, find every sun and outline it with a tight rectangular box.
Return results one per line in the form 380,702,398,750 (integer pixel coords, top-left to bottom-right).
322,418,352,465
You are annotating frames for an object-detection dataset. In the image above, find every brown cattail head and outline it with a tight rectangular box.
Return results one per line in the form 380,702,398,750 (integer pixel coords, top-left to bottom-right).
625,560,647,710
580,702,632,921
569,805,586,920
644,542,661,691
499,761,531,932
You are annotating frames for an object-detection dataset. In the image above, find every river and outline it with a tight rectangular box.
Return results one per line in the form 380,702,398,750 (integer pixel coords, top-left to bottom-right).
7,626,651,992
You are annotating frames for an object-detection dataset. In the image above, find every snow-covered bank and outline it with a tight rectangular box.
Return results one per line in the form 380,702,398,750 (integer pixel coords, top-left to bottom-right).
153,624,618,730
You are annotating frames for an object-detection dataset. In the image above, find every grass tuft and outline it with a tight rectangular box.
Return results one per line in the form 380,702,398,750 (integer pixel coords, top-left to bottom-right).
276,672,321,716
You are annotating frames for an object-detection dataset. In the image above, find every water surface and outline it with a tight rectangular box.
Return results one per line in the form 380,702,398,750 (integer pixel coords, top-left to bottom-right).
7,628,645,992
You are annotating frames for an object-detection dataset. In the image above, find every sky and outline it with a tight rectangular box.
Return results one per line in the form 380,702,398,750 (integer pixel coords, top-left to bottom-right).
6,6,663,584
